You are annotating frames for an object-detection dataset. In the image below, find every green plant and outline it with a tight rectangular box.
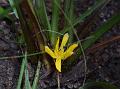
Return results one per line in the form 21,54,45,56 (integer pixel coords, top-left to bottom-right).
1,0,120,89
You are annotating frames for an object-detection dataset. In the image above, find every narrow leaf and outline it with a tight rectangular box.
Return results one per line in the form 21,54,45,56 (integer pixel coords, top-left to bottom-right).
34,0,51,32
32,61,41,89
61,0,110,33
16,52,27,89
8,0,19,18
64,0,75,43
77,13,120,56
51,0,60,45
25,64,32,89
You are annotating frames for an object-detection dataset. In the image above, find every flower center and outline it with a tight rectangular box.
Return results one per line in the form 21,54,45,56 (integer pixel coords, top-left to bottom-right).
55,49,64,58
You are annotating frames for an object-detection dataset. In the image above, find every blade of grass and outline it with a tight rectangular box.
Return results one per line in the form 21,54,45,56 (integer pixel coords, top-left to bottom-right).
77,13,120,56
8,0,19,18
27,0,46,36
16,51,27,89
51,0,60,45
26,0,47,45
68,0,75,43
33,0,51,35
32,61,41,89
64,0,71,14
61,0,110,34
64,0,75,43
25,69,32,89
0,52,44,60
25,58,32,89
78,0,112,39
74,0,110,25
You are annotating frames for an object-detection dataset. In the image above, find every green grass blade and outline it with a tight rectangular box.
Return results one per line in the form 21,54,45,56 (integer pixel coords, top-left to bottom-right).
74,0,109,25
16,51,27,89
32,61,41,89
25,69,32,89
27,0,36,16
79,81,118,89
64,0,71,14
64,0,75,43
8,0,19,18
0,52,44,60
61,0,110,34
51,0,60,45
77,13,120,56
25,59,32,89
34,0,51,33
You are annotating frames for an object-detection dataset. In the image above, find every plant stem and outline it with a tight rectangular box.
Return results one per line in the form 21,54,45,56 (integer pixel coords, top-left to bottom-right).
57,72,60,89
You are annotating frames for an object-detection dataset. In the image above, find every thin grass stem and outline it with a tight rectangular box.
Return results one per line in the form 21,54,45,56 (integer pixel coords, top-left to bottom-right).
32,61,41,89
0,52,44,60
57,72,60,89
16,51,27,89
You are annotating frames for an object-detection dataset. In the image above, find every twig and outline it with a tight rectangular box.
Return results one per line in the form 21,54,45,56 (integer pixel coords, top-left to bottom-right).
88,35,120,53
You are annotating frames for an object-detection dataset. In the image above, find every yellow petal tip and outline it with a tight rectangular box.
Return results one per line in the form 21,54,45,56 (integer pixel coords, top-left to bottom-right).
57,69,61,72
64,33,69,38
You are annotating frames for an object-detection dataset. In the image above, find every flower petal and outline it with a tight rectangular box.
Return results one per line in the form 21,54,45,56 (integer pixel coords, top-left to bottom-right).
60,33,69,50
55,58,62,72
45,46,56,58
54,37,60,53
63,52,73,60
63,43,78,59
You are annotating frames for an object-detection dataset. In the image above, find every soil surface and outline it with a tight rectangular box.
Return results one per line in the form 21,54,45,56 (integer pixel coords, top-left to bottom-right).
0,0,120,89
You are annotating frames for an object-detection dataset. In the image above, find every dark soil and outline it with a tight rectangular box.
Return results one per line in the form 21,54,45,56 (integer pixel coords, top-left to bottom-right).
0,20,20,89
0,0,120,89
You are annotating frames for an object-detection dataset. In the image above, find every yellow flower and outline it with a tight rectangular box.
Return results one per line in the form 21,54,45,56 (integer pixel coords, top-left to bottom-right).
45,33,78,72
